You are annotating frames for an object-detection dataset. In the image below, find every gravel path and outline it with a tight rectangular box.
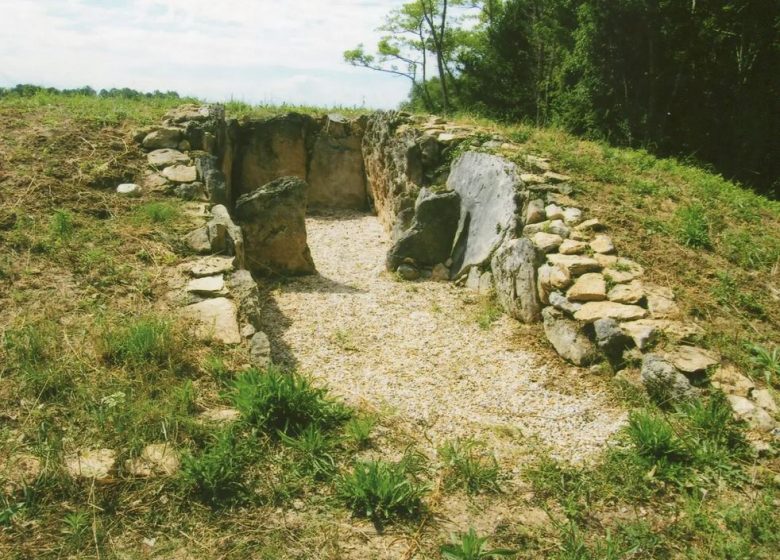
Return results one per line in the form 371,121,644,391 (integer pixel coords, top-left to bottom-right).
262,211,625,462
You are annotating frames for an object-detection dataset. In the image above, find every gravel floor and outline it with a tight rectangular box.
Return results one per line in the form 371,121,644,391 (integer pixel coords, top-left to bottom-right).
262,210,626,462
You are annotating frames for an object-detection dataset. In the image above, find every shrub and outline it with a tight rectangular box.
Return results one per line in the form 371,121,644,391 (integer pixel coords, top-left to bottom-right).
439,439,501,494
230,367,349,436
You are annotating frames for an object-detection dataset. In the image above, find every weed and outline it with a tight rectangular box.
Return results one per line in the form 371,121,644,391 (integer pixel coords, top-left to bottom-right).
61,511,91,547
179,428,249,507
439,439,501,494
279,425,336,480
230,367,350,436
331,328,360,352
440,528,516,559
136,202,178,224
676,204,711,249
749,343,780,387
476,297,501,330
49,209,74,241
338,452,428,527
99,315,182,370
343,416,375,449
626,410,692,483
711,272,766,317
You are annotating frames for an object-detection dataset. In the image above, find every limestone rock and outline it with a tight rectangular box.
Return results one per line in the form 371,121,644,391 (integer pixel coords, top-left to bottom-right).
620,320,659,350
645,285,680,318
621,319,702,345
227,270,262,329
537,263,572,305
124,443,180,477
521,173,546,184
567,273,607,302
147,148,189,168
183,297,241,345
431,263,450,281
187,256,235,278
448,152,524,277
603,259,645,283
479,271,493,294
547,254,601,276
186,225,219,254
526,199,546,225
574,301,648,323
162,165,197,183
250,331,272,369
559,239,587,255
235,176,315,276
466,267,482,291
574,218,605,233
665,346,718,373
208,205,245,265
594,318,633,363
386,188,461,270
490,237,542,323
753,389,777,414
590,235,615,254
608,281,644,304
174,182,208,201
142,128,182,150
543,171,570,183
398,263,420,280
549,291,582,315
66,449,116,480
186,275,225,296
545,204,565,221
542,307,598,366
710,364,755,397
641,354,696,403
532,232,563,253
727,395,777,432
143,171,170,192
199,408,241,423
116,183,141,197
523,219,570,238
562,207,583,225
308,114,367,209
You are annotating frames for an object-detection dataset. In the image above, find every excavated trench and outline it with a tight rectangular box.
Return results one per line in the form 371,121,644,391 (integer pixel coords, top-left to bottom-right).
210,113,626,460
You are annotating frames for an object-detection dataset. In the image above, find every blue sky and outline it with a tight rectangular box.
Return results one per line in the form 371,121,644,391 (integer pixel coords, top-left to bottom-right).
0,0,413,108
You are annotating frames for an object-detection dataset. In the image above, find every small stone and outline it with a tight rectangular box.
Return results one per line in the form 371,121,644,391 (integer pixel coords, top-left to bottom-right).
665,346,718,373
603,259,645,283
537,263,572,304
142,128,182,150
532,232,564,253
521,173,546,185
199,408,241,423
543,171,570,183
526,155,551,171
751,389,777,414
250,331,272,369
642,354,696,403
116,183,141,197
542,307,598,366
590,235,615,254
183,297,241,345
142,171,170,191
547,254,601,276
175,181,208,201
594,317,632,362
574,301,648,323
575,218,605,232
562,207,583,225
186,275,225,296
147,148,189,168
177,139,191,151
431,263,450,281
620,320,658,350
162,165,197,183
523,219,570,238
526,199,546,225
397,263,420,281
595,254,619,267
567,273,607,302
726,395,777,432
184,227,210,254
645,284,680,319
188,256,235,277
545,204,565,221
124,443,180,477
559,239,588,255
710,364,755,397
549,291,582,315
66,449,116,480
608,281,644,304
241,323,257,338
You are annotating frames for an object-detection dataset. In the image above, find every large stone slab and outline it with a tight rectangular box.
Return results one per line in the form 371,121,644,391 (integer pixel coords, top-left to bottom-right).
142,128,182,150
308,114,367,209
547,254,601,276
448,152,524,277
234,176,315,276
574,301,648,323
183,297,241,345
386,188,461,270
491,238,542,323
147,148,189,168
162,165,197,183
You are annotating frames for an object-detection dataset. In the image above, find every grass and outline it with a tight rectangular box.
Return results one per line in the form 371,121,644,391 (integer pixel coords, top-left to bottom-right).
438,438,501,494
440,528,517,559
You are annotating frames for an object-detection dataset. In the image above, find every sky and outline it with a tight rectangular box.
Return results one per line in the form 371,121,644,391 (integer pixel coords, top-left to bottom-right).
0,0,414,109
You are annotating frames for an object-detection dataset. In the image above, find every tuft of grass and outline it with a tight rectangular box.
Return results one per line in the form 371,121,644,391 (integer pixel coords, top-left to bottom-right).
343,416,375,449
440,528,516,559
49,209,74,241
626,410,693,483
230,367,350,436
749,343,780,387
98,315,183,371
439,439,501,494
475,297,502,330
676,204,712,249
279,425,336,480
135,202,179,224
338,452,428,527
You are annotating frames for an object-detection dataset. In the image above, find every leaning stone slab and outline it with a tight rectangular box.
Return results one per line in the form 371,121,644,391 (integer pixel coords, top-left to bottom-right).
491,237,542,323
183,297,241,345
250,331,272,369
542,307,598,366
227,270,263,329
574,301,648,323
448,152,524,277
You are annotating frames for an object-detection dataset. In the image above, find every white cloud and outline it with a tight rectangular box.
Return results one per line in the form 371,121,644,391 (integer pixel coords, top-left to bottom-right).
0,0,411,108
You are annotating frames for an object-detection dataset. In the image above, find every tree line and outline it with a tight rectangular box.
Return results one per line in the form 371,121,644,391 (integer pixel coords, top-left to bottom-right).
346,0,779,196
0,84,181,100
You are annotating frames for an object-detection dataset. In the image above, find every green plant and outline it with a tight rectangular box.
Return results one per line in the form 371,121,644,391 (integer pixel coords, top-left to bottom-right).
230,367,349,436
476,298,501,330
676,204,711,249
50,209,74,241
136,202,178,224
99,316,181,370
278,424,336,480
626,410,692,483
61,511,91,547
749,343,780,386
179,429,249,506
338,452,428,527
344,416,375,449
439,439,500,494
440,528,516,559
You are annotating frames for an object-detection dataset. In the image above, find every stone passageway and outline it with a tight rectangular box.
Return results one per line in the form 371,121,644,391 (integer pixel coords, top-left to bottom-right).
261,211,625,462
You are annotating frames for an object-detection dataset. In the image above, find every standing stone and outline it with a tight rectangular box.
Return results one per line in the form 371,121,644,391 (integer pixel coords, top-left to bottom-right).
491,238,542,323
250,331,272,369
308,114,367,209
386,188,461,270
542,307,598,366
641,354,696,404
234,176,315,276
448,152,524,277
227,270,263,329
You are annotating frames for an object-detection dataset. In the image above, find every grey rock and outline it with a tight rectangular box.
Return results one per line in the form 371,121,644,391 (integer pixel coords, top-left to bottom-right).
184,226,211,254
397,263,420,280
249,332,272,369
234,176,315,276
448,152,524,277
542,307,598,366
431,263,450,281
549,291,582,316
227,270,263,329
142,128,182,150
174,181,208,201
116,183,141,197
490,238,542,323
386,188,461,270
594,318,633,364
641,354,696,404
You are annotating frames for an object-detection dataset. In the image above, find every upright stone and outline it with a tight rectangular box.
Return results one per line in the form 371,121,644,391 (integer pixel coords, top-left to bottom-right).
491,238,542,323
234,176,315,276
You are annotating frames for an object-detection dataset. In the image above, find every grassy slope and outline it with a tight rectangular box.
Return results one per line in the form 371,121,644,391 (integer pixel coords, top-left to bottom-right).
0,94,777,559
